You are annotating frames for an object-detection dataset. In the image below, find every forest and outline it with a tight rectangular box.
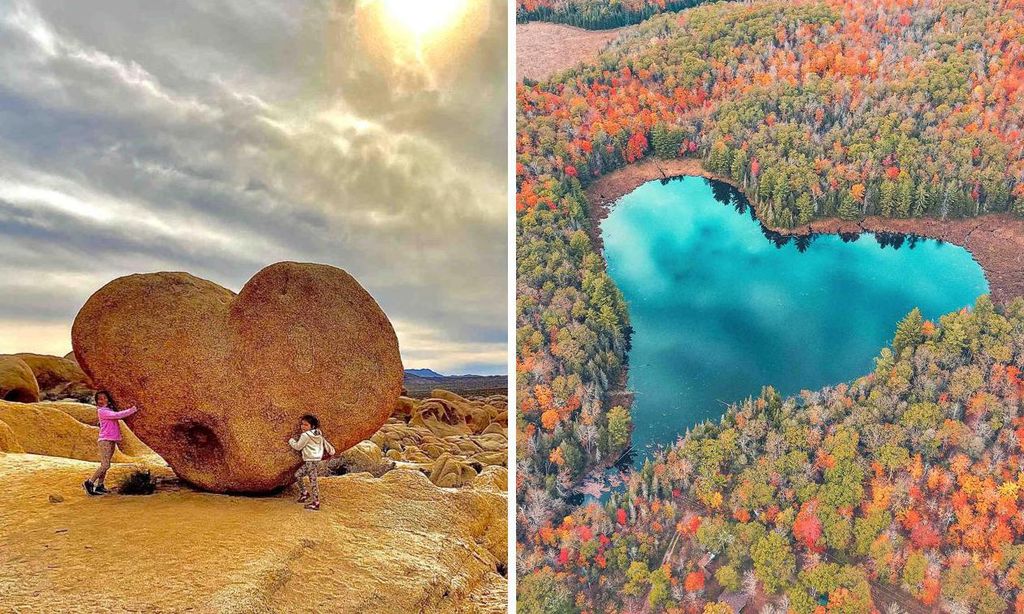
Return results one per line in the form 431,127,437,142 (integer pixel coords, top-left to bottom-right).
516,0,712,29
522,297,1024,612
517,0,1024,227
517,0,1024,611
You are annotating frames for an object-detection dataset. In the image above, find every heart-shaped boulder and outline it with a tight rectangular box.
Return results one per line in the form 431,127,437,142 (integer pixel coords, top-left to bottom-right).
71,262,403,493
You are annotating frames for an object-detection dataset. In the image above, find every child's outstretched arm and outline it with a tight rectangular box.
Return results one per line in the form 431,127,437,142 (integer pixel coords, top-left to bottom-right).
98,406,138,420
288,432,310,451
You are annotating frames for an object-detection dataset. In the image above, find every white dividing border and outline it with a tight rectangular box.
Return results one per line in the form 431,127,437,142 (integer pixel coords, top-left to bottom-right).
506,0,517,610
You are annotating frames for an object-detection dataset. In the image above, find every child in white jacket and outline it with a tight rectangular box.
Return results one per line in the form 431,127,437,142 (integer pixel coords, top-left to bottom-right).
289,414,335,510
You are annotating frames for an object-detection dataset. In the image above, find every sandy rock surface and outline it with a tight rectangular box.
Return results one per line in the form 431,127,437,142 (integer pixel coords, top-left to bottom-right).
0,419,22,453
71,262,404,493
0,454,507,613
0,356,40,403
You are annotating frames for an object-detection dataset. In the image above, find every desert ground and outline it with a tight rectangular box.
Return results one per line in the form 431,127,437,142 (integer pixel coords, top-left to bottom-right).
0,390,508,613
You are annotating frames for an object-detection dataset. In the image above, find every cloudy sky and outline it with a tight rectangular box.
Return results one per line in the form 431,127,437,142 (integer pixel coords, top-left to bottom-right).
0,0,507,375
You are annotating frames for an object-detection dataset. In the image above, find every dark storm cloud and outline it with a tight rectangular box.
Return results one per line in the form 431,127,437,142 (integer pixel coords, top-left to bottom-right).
0,0,508,374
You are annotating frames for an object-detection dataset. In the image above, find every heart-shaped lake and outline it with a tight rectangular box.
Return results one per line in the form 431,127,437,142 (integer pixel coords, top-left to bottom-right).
601,177,989,458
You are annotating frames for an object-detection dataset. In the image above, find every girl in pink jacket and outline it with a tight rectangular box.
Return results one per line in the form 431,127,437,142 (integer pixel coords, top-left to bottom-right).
84,390,139,496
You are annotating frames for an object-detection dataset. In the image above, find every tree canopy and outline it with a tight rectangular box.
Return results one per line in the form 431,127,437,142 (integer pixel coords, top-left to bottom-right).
516,0,1024,610
517,0,714,30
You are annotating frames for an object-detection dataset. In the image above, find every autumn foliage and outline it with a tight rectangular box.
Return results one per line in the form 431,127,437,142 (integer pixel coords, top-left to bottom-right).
517,0,1024,225
517,0,1024,612
521,297,1024,613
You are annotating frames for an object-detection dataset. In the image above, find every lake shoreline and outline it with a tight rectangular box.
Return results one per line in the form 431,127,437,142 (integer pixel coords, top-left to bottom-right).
586,157,1024,305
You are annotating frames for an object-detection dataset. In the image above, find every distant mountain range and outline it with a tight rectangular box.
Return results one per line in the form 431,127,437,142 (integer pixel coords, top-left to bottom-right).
404,368,445,379
402,369,507,398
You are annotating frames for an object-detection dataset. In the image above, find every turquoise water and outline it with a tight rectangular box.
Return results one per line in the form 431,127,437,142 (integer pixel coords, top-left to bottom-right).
601,177,989,457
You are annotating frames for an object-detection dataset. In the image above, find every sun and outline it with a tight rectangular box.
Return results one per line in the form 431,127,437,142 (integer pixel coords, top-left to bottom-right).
354,0,486,78
376,0,470,41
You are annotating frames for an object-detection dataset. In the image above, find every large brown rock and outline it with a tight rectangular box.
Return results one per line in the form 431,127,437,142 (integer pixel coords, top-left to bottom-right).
5,353,95,401
71,262,404,493
0,356,40,403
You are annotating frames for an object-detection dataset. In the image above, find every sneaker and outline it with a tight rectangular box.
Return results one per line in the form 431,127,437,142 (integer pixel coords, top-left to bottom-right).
304,501,320,511
297,492,310,503
94,485,111,494
83,480,97,496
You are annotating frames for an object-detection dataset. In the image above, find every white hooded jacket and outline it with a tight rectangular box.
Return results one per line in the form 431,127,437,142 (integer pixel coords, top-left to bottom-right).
289,429,336,462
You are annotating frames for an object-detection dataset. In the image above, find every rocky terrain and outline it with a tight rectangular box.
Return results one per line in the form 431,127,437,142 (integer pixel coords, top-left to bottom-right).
0,353,94,403
360,390,508,487
0,390,508,613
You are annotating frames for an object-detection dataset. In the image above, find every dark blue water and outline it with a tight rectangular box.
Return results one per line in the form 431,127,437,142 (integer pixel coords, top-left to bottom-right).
601,177,989,457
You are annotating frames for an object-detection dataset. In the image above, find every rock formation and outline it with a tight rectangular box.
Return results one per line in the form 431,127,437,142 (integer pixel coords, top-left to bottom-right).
359,392,508,488
0,356,40,403
71,262,404,493
326,440,395,477
5,353,95,401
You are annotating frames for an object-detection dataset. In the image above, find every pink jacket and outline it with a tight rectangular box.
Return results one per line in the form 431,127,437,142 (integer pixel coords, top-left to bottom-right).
97,406,138,441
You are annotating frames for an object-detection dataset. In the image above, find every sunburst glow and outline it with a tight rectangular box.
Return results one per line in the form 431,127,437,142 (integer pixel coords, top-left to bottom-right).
377,0,470,41
355,0,486,78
